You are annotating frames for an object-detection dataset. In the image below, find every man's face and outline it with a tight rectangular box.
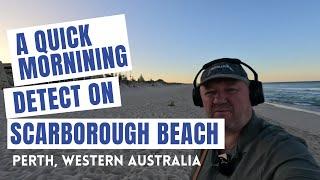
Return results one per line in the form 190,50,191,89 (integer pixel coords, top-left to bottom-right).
199,78,252,133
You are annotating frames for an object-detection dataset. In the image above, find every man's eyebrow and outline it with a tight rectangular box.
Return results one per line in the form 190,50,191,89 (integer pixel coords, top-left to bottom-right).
225,81,238,86
202,84,216,89
223,79,242,86
204,89,216,93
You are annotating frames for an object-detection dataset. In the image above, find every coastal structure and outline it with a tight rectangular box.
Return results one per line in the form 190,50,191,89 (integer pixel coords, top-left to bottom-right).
0,60,13,89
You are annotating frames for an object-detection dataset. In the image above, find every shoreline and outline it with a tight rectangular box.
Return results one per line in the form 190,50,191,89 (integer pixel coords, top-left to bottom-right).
264,102,320,116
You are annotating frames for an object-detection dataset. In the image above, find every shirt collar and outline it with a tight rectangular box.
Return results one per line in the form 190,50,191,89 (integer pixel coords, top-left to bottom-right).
236,110,264,154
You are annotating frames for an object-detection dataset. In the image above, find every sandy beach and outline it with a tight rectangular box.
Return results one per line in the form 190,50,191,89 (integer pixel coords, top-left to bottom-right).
0,84,319,179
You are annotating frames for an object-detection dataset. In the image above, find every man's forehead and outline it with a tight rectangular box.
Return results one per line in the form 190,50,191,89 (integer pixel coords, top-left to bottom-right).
201,78,243,88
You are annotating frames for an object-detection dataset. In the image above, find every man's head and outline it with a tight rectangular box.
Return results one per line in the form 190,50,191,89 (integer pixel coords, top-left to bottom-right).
199,61,253,133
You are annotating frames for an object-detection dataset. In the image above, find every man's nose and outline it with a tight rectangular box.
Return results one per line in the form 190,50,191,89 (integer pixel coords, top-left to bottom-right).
212,92,227,104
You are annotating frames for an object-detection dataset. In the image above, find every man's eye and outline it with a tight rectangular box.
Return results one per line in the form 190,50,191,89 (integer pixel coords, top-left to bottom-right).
226,88,238,94
205,91,216,96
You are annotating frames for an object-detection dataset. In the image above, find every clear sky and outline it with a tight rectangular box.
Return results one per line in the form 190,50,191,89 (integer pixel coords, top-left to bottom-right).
0,0,319,83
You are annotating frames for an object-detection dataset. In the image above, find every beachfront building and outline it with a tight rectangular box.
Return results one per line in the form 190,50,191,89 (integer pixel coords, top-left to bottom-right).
0,60,13,89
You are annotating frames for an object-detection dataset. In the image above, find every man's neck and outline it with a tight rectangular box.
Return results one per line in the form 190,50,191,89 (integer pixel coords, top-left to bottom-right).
218,110,253,154
225,131,241,150
219,131,240,154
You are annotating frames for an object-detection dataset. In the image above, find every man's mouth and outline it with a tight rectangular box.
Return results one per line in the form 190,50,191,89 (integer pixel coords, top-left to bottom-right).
214,110,231,113
212,110,232,118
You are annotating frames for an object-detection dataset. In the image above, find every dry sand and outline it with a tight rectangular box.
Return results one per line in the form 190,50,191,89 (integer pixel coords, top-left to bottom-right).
0,84,319,179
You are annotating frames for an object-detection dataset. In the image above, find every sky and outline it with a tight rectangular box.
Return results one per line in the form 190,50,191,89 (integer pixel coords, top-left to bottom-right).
0,0,319,83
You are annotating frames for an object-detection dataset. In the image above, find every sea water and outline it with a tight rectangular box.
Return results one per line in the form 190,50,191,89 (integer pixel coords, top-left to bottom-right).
263,81,320,112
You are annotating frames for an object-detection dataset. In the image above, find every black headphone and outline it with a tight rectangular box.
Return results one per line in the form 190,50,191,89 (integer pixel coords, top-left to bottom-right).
192,58,264,107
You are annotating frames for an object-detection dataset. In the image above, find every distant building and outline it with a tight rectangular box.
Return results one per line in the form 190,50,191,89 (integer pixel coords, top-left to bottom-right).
0,61,13,89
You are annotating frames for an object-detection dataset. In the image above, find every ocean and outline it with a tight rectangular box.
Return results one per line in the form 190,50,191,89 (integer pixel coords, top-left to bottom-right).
263,81,320,112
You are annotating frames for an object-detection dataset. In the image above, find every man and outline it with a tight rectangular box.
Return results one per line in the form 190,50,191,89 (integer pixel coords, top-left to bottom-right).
191,58,320,180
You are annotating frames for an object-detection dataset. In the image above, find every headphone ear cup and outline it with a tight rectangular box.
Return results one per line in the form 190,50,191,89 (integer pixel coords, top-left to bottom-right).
193,86,203,107
249,80,265,106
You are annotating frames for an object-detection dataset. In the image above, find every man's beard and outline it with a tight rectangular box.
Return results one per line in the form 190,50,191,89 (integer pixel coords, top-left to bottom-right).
207,105,243,133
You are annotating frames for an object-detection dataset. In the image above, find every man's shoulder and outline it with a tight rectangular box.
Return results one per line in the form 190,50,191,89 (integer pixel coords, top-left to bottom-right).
243,117,320,179
251,117,319,167
254,117,308,156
